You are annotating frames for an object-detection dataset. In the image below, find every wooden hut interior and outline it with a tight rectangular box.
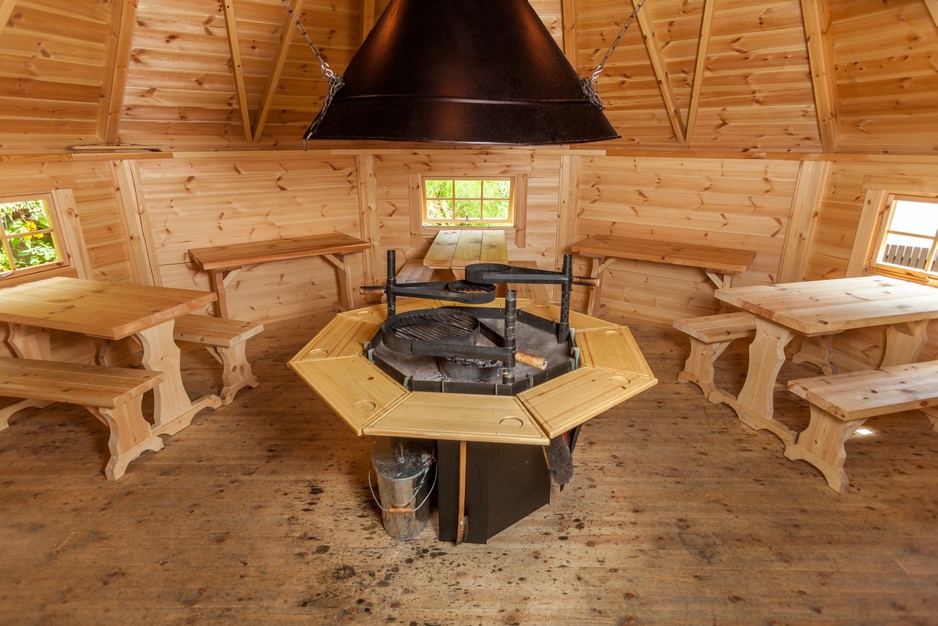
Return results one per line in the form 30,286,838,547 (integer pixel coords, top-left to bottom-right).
1,0,937,622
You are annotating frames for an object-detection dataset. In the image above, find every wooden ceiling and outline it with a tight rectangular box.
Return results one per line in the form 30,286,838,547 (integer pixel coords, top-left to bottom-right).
1,0,937,155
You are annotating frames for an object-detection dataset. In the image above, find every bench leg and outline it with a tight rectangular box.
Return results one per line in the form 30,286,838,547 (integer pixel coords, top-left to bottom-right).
86,399,164,480
677,338,731,400
784,405,865,493
206,343,259,405
0,398,53,430
922,407,938,433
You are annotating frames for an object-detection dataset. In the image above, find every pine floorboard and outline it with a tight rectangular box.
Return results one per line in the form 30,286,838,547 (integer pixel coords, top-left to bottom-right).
0,311,936,625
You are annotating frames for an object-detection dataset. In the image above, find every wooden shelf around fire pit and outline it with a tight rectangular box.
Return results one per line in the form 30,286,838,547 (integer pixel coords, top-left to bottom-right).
288,299,657,445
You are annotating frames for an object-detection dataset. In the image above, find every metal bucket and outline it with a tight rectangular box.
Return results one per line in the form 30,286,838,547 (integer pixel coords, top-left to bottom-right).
369,438,435,540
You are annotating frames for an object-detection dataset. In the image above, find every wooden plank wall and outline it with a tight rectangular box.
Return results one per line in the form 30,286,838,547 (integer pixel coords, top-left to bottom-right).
806,157,938,369
136,153,363,322
574,155,799,321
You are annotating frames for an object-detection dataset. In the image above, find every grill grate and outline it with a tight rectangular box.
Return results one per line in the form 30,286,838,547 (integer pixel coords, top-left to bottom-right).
383,309,480,346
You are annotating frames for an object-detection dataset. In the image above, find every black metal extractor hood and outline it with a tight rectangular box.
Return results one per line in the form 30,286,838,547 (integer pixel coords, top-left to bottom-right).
304,0,620,146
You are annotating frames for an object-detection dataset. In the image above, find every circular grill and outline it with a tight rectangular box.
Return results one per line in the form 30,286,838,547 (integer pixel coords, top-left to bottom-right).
446,280,496,295
381,308,481,354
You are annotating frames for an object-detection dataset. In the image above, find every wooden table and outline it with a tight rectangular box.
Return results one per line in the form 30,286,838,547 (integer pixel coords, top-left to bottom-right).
572,235,756,315
712,276,938,445
189,233,371,318
0,277,222,436
423,230,508,277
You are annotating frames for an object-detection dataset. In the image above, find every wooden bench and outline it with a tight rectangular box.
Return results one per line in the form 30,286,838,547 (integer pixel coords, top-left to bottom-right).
173,314,264,405
785,361,938,493
188,233,371,318
0,357,165,480
572,235,756,316
673,312,757,400
396,259,457,283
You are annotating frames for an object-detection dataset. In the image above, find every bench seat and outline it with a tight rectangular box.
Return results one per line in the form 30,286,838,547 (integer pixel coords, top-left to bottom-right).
396,259,456,283
173,314,264,405
0,357,164,480
673,312,757,400
785,361,938,492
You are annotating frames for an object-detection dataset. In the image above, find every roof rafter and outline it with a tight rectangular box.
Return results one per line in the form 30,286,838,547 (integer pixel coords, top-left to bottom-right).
251,0,303,143
635,2,686,143
361,0,376,40
561,0,577,65
684,0,715,145
926,0,938,28
801,0,841,153
223,0,253,143
99,0,137,144
0,0,16,38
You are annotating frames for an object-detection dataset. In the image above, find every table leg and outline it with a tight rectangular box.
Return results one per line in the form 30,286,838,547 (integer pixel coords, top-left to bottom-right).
792,336,836,375
881,320,930,367
209,269,233,318
135,321,221,437
3,324,55,423
586,256,616,317
323,253,355,312
710,318,797,446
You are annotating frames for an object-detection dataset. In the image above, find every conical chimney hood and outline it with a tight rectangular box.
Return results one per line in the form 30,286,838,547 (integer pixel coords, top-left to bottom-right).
304,0,620,146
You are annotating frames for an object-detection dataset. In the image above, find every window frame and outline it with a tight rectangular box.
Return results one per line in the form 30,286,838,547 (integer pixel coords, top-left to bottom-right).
408,173,529,248
867,193,938,284
0,189,91,287
420,177,515,228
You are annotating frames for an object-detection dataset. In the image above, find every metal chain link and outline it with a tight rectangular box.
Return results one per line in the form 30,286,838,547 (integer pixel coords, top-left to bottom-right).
280,0,345,145
580,0,648,109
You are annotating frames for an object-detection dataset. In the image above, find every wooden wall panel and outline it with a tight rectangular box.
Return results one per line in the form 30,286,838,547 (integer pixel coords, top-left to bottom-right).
137,153,362,322
574,155,800,322
807,157,938,368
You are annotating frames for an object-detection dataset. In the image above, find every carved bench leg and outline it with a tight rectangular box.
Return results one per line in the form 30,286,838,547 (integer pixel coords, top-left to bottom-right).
784,405,865,493
922,407,938,433
206,343,259,405
86,399,164,480
677,338,731,400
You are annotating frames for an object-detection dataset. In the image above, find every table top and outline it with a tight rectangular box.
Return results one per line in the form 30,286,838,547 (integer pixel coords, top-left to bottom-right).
188,233,370,271
572,234,755,274
716,275,938,336
423,230,508,269
0,277,216,340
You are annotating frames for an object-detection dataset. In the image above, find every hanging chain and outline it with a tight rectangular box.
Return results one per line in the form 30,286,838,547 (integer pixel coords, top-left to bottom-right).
580,0,647,109
280,0,345,145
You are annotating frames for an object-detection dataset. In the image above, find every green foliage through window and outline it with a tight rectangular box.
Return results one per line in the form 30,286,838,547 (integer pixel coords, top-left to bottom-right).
0,198,61,274
423,178,512,226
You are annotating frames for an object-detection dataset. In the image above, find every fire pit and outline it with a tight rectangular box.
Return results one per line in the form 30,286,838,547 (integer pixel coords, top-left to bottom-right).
289,251,657,543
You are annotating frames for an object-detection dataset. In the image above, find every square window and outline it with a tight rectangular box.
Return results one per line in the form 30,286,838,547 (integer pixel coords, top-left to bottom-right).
872,196,938,279
421,177,514,227
0,195,66,278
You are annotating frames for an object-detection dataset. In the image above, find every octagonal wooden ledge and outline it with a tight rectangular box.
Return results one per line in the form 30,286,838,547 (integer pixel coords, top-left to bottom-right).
289,298,657,446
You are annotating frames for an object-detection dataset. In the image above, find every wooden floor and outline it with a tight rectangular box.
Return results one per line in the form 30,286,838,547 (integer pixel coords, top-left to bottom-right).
1,309,936,625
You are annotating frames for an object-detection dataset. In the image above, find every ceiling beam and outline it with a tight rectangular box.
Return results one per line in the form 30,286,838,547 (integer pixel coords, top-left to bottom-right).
251,0,302,143
223,0,253,143
801,0,841,153
0,0,16,38
926,0,938,28
635,2,686,142
561,0,577,65
99,0,137,144
361,0,376,41
684,0,715,145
